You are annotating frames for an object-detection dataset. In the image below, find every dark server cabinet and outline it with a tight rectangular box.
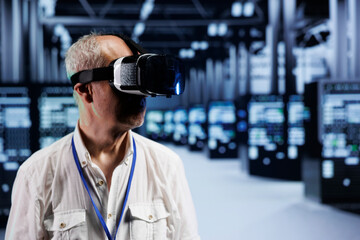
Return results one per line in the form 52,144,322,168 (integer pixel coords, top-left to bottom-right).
0,84,79,227
304,80,360,206
0,86,32,227
247,95,305,180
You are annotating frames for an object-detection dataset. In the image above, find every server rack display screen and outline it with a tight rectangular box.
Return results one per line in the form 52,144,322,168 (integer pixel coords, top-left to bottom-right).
207,101,237,156
303,80,360,203
321,83,360,163
287,95,306,159
248,95,284,160
188,105,207,149
163,110,174,140
145,110,164,140
0,87,32,164
173,108,188,144
0,87,31,217
38,87,78,148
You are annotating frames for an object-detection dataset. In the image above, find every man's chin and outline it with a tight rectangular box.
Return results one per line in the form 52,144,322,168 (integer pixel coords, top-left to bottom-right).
124,108,146,130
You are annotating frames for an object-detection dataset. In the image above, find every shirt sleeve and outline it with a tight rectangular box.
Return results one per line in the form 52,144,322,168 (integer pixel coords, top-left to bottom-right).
5,168,45,240
172,155,201,240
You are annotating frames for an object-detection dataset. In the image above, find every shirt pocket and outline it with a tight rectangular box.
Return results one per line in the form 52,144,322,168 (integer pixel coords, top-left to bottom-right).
44,209,87,240
129,202,170,240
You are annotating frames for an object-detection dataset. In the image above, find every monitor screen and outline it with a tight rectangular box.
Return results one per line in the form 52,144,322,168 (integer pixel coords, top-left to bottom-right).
163,110,174,137
189,106,206,124
173,108,188,123
188,105,207,145
248,95,284,148
173,107,188,143
38,87,78,148
287,95,305,159
0,87,32,217
208,101,237,152
208,101,236,124
0,87,32,165
247,95,284,160
145,110,164,138
321,82,360,160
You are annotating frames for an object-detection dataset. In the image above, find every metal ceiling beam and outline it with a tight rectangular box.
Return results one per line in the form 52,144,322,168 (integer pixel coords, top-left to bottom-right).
191,0,210,18
142,41,223,48
78,0,96,18
40,16,264,27
99,0,114,18
56,4,212,15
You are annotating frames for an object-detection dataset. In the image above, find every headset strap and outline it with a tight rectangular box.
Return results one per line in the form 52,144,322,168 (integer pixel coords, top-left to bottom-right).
70,67,113,87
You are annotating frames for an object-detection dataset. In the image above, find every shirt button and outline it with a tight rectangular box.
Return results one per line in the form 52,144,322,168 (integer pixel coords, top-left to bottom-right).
108,213,112,219
60,222,66,229
98,180,104,186
148,215,153,221
82,161,86,165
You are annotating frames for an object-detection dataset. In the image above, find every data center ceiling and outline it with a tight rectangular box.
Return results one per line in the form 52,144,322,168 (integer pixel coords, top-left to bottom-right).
44,0,268,58
43,0,329,62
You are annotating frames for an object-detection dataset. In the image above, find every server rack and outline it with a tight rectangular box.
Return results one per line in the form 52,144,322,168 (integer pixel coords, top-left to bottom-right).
304,80,360,206
188,104,207,151
207,101,238,159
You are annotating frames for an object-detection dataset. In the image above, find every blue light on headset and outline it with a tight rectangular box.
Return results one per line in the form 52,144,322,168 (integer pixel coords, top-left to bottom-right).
176,82,181,95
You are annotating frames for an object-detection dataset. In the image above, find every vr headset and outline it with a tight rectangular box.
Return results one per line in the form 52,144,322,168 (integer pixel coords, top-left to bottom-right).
70,53,185,97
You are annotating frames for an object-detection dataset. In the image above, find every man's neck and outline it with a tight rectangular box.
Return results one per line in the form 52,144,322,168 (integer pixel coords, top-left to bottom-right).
78,121,130,190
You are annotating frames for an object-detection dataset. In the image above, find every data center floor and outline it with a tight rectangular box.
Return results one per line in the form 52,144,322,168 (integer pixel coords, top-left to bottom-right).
1,144,360,240
169,144,360,240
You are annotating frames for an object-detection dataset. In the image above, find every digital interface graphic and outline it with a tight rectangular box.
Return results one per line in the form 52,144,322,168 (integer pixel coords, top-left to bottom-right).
188,105,207,149
208,101,237,158
38,87,78,148
321,83,360,178
0,87,32,219
146,110,164,140
247,95,284,160
173,107,188,144
287,95,306,159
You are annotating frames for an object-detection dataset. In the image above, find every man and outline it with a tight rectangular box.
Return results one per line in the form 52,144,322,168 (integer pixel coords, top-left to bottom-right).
5,33,200,240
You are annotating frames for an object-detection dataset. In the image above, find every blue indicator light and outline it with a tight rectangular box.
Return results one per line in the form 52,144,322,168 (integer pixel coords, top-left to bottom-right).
176,82,180,95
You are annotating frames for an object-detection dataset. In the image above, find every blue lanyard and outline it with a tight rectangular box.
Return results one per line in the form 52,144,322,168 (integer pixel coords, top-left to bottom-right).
71,136,137,240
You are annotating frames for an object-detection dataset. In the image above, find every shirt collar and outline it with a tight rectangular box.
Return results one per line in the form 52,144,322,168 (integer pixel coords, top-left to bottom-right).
73,122,134,168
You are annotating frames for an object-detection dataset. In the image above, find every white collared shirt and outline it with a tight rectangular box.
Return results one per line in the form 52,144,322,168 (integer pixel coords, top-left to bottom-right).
5,125,200,240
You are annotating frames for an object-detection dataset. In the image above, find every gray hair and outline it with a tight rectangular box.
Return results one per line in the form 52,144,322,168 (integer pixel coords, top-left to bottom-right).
65,33,108,105
65,32,108,80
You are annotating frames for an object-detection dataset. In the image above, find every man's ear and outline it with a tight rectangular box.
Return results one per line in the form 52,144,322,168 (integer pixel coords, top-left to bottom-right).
74,83,93,103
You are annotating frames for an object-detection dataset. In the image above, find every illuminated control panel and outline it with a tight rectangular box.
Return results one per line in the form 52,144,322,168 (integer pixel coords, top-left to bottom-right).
163,110,174,141
38,87,78,148
0,87,32,164
320,83,360,180
247,95,303,180
208,101,237,158
247,95,284,162
0,87,32,223
322,92,360,160
287,95,306,159
304,80,360,204
145,110,164,140
188,105,207,151
173,107,188,145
